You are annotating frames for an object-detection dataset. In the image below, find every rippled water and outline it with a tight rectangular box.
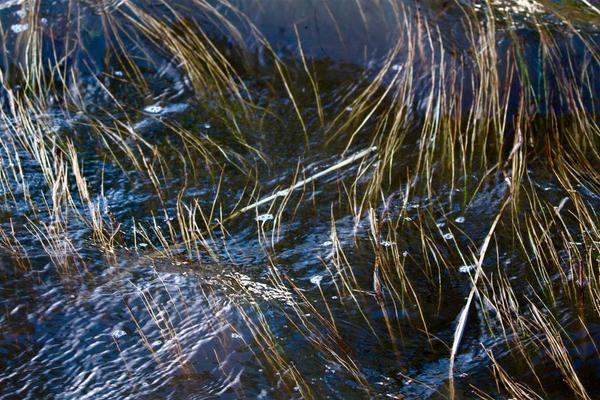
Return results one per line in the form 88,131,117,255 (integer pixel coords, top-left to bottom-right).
1,0,599,398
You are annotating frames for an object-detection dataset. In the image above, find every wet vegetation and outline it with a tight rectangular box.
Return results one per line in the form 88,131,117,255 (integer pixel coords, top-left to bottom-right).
0,0,599,398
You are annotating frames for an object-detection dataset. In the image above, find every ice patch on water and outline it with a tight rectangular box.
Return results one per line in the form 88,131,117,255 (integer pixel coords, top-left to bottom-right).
136,103,188,128
163,103,189,113
380,240,395,247
255,214,274,222
0,0,23,11
322,240,333,247
10,23,28,33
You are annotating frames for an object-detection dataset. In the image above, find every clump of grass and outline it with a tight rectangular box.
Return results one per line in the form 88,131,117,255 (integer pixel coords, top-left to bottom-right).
1,0,599,398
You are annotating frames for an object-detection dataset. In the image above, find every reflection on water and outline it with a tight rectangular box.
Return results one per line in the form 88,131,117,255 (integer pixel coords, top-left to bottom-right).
1,260,246,399
0,0,599,398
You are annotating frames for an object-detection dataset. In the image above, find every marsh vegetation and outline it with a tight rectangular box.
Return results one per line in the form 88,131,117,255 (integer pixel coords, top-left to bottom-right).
0,0,599,398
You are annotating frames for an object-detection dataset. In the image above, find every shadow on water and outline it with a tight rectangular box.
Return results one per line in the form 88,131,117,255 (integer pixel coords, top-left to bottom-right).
0,0,599,398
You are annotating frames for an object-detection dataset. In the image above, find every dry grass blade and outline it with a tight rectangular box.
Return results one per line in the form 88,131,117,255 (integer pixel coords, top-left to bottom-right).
448,193,512,396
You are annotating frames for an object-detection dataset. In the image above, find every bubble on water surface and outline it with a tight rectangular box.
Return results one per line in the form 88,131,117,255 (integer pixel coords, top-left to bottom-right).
255,214,274,222
144,104,163,114
10,23,28,33
111,329,127,339
310,275,323,286
443,232,454,240
455,216,465,224
459,264,476,273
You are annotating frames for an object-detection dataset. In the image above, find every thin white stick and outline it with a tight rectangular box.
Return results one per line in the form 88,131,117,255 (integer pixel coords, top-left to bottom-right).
237,146,378,214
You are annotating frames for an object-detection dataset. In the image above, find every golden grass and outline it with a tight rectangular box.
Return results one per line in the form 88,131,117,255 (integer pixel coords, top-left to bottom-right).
0,0,599,397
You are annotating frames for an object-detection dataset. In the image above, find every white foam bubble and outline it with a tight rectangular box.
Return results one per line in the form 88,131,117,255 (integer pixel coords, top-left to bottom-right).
10,23,28,33
255,214,274,222
459,264,476,274
111,329,127,338
144,105,163,114
310,275,323,286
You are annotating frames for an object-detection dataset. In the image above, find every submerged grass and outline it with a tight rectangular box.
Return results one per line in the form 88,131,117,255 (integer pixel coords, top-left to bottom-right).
1,0,599,398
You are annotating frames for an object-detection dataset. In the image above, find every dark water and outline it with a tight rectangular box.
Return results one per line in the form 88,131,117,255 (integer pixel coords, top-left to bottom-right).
0,0,600,399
